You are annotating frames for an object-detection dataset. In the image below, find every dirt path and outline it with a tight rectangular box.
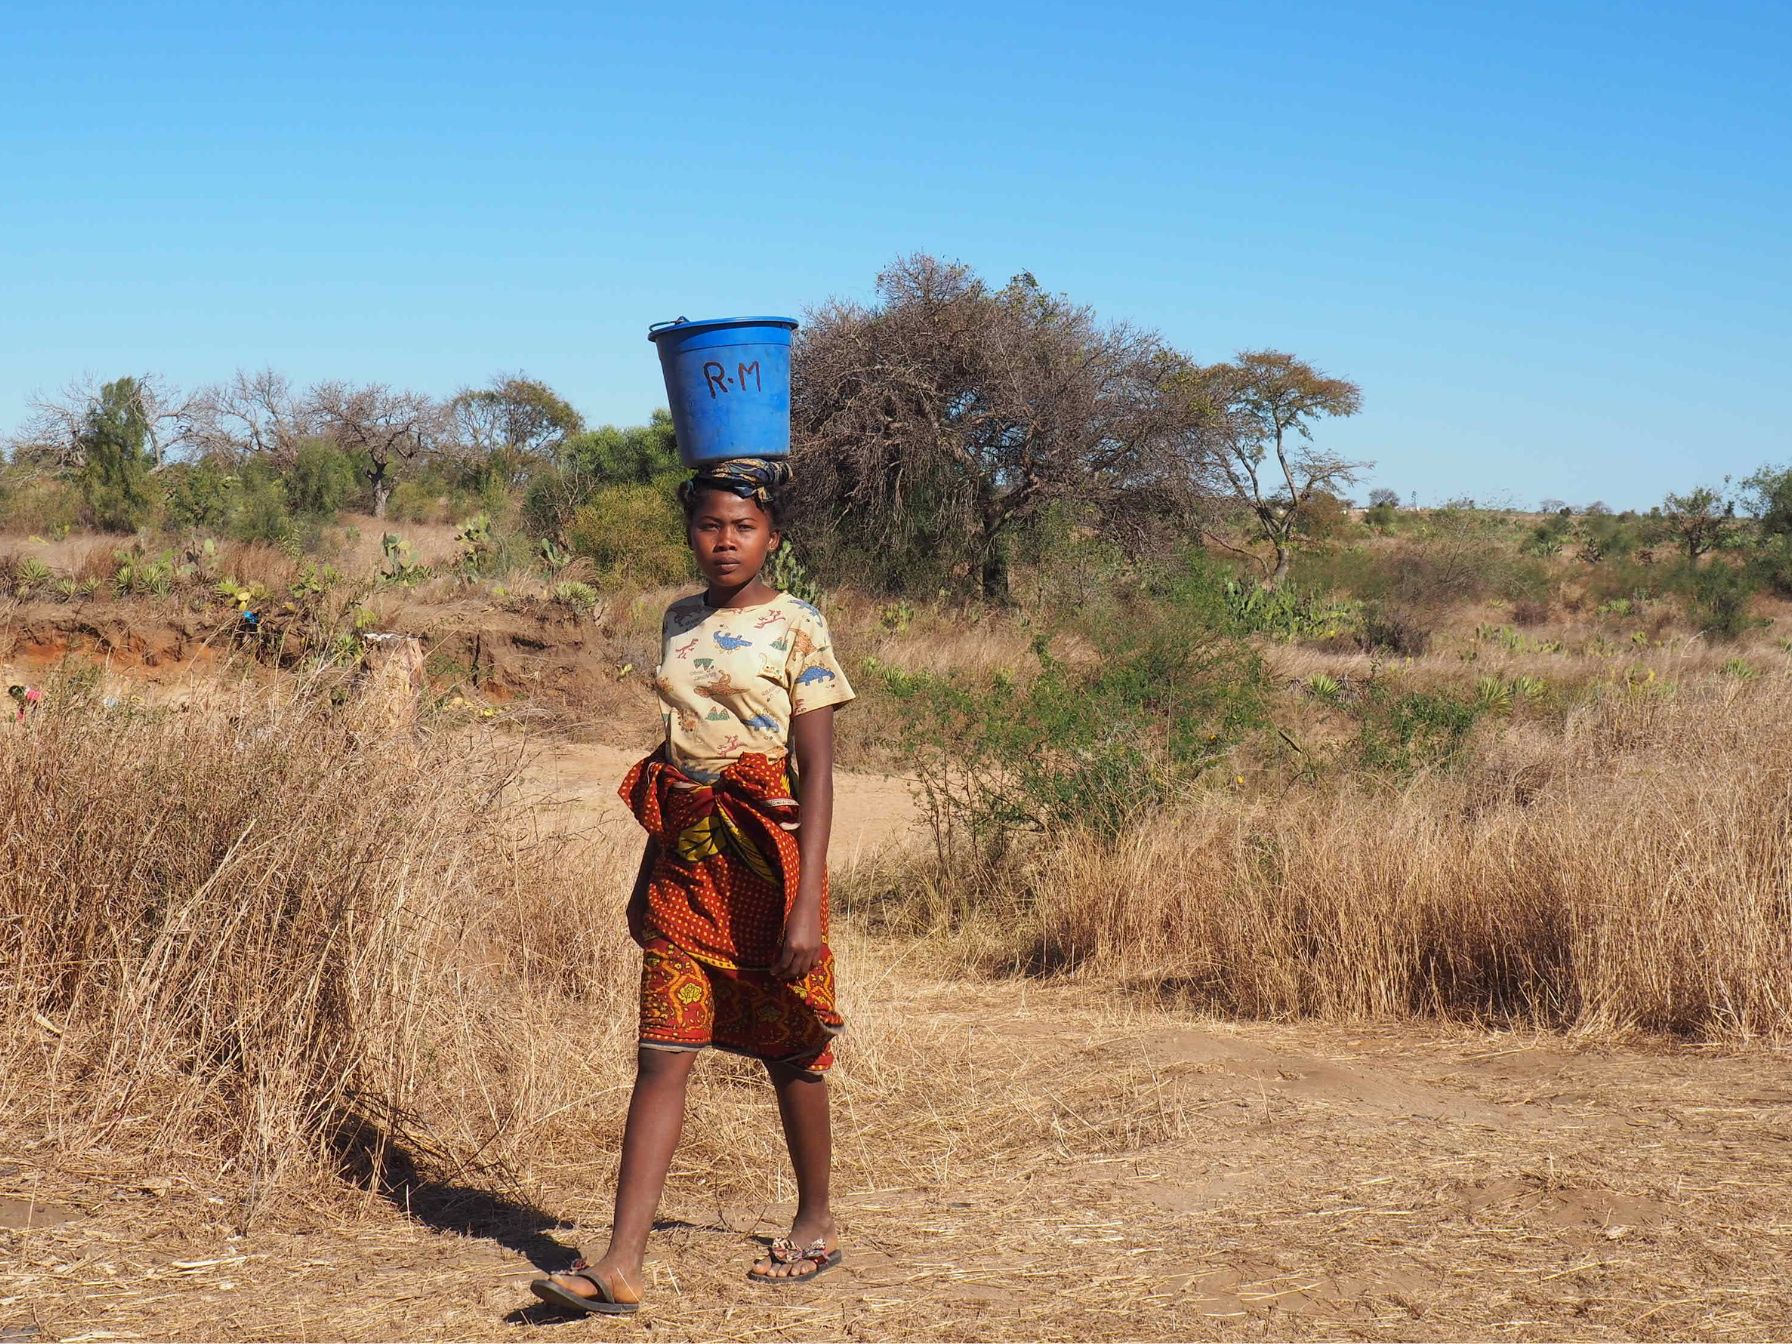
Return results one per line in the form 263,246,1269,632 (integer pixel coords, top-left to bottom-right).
7,743,1792,1340
519,740,922,862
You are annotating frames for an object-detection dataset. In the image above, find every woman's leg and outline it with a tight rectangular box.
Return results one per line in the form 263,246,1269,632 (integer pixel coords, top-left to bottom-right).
547,1047,698,1301
751,1062,836,1278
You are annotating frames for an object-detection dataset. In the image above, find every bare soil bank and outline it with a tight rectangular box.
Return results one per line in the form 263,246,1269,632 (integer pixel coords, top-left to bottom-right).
0,598,655,731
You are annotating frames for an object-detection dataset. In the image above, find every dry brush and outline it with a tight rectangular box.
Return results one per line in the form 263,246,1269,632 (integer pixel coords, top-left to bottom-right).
883,675,1792,1042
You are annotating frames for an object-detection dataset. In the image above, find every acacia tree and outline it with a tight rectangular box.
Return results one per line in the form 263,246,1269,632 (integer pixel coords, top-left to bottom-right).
792,255,1185,600
307,382,442,518
1176,350,1366,587
447,373,584,485
1660,485,1732,560
1740,464,1792,540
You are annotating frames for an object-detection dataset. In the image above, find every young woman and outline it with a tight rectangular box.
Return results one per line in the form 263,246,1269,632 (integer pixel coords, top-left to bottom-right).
531,458,854,1316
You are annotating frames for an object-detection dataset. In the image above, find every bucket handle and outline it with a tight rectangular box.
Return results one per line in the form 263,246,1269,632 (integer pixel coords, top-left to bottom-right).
648,317,689,333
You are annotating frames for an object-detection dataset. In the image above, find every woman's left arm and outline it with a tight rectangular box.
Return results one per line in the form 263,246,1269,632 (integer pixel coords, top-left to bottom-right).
772,705,835,981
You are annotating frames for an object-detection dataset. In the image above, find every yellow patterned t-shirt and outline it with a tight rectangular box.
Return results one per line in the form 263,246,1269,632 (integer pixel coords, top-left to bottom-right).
653,591,855,783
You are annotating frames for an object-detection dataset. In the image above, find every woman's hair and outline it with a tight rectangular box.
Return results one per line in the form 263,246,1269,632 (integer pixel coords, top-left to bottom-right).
677,458,791,529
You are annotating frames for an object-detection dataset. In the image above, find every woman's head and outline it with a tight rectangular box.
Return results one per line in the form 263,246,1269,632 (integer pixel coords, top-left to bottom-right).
678,458,790,587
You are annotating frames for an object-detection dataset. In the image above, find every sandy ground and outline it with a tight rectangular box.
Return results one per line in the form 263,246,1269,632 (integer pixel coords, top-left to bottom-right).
520,740,921,863
5,741,1791,1340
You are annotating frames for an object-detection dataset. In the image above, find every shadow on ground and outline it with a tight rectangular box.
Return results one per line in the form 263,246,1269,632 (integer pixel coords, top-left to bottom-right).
330,1108,580,1270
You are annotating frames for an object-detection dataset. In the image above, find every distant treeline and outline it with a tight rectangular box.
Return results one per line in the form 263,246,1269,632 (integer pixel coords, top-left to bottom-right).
6,253,1790,604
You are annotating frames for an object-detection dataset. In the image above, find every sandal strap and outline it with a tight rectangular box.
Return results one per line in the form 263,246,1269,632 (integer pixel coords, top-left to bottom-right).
768,1236,832,1266
559,1259,639,1304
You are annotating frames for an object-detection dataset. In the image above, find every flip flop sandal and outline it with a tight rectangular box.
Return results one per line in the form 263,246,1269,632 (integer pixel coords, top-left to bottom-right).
529,1259,641,1315
747,1236,843,1286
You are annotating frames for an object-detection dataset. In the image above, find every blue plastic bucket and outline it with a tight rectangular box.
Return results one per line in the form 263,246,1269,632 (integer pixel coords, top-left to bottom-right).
647,315,799,467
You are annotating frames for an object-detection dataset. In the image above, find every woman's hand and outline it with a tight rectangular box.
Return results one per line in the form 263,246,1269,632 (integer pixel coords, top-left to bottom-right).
772,898,824,981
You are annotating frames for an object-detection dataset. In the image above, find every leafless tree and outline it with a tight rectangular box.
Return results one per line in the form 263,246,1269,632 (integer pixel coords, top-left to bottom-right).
307,382,443,519
792,255,1190,599
12,373,197,470
189,368,316,466
1175,350,1367,587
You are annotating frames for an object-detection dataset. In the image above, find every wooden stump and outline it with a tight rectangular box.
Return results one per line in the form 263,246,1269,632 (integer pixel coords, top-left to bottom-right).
358,634,426,734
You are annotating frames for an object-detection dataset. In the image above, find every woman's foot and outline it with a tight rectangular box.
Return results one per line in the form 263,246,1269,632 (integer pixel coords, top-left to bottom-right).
530,1257,642,1314
748,1216,840,1282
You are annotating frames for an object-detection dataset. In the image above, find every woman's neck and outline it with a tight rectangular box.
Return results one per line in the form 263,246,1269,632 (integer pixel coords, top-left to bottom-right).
703,576,778,610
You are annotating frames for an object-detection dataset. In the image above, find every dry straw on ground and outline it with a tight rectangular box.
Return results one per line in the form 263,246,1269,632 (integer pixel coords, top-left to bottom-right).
0,680,1162,1214
3,675,1791,1339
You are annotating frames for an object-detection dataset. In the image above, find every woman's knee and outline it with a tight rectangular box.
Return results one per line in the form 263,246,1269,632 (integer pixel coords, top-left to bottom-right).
635,1046,699,1084
763,1059,826,1088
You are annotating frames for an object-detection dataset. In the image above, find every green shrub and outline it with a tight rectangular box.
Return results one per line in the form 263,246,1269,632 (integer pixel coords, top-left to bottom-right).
521,465,586,541
1357,687,1480,774
228,462,294,546
1291,544,1386,599
0,473,81,536
565,483,689,584
1749,537,1792,599
1680,561,1762,641
162,460,236,532
1582,555,1672,606
1577,512,1642,564
1011,503,1136,612
524,414,683,541
388,478,450,524
1521,513,1572,556
551,580,600,611
286,440,361,519
473,463,512,520
1222,580,1359,642
449,513,533,579
1494,554,1553,603
879,573,1267,852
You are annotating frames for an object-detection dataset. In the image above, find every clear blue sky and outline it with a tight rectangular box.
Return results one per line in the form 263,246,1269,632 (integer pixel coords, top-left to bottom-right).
3,0,1786,509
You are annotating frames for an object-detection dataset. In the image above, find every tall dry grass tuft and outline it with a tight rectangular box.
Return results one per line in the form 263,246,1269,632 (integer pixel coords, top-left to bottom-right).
0,679,605,1210
935,677,1792,1041
0,682,1169,1235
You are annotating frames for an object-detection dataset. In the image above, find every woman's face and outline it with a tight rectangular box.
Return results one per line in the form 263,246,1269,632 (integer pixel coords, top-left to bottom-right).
687,489,780,586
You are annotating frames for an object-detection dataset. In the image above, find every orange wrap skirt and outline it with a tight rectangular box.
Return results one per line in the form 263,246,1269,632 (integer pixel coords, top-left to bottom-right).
620,751,845,1072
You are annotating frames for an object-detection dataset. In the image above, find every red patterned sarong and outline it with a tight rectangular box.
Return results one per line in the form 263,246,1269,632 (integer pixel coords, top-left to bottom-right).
620,752,845,1072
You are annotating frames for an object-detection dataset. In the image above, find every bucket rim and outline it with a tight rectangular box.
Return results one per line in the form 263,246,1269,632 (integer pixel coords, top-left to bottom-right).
647,315,799,343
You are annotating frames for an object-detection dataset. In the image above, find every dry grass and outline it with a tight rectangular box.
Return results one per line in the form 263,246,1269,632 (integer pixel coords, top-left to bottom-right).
7,530,1792,1335
4,683,1792,1338
0,675,571,1213
0,681,1167,1221
924,673,1792,1042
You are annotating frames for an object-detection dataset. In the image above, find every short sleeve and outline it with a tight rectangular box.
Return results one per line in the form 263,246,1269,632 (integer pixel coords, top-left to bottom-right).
785,601,855,717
